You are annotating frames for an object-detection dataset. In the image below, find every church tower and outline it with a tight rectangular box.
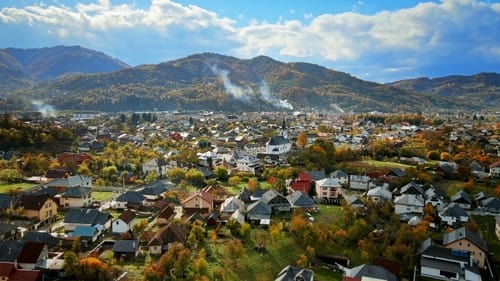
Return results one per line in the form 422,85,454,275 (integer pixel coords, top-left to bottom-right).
279,115,288,139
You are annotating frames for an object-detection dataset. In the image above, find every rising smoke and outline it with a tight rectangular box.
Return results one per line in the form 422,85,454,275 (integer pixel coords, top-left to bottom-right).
259,81,293,110
211,65,293,110
31,100,57,118
210,65,251,103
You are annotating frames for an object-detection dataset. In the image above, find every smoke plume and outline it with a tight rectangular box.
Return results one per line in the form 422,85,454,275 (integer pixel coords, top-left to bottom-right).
211,65,251,103
259,81,293,110
31,100,57,118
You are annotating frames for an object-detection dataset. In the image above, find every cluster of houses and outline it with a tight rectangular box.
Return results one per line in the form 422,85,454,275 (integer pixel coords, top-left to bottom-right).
0,110,499,280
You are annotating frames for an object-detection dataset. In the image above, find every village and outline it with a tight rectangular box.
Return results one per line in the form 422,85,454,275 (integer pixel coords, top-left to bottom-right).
0,110,499,281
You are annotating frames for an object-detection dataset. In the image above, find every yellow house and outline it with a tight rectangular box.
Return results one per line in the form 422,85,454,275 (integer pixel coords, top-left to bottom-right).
443,226,488,268
16,194,58,224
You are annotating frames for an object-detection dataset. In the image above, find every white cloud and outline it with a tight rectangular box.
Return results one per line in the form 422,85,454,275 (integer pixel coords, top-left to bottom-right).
0,0,498,81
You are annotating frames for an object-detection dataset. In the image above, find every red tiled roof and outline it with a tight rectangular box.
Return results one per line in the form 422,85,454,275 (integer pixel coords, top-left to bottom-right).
118,210,137,224
17,242,46,263
0,262,15,277
10,269,42,281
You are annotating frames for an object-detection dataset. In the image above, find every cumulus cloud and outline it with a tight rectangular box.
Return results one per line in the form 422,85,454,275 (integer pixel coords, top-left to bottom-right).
0,0,498,81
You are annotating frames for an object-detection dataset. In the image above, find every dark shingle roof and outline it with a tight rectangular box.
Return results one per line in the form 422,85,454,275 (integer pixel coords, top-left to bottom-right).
0,194,17,210
268,135,290,145
62,186,92,198
347,264,397,281
16,194,51,211
450,190,472,204
64,208,112,226
286,191,316,208
116,191,146,203
21,232,59,248
0,241,23,262
113,240,139,253
275,265,314,281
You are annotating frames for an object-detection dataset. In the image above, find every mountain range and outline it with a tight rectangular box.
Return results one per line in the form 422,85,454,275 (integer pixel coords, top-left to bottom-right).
0,46,498,113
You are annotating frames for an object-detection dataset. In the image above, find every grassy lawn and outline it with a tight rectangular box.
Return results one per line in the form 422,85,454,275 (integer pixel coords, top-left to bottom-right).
92,191,117,202
217,229,306,281
315,204,343,224
0,182,35,193
357,159,413,169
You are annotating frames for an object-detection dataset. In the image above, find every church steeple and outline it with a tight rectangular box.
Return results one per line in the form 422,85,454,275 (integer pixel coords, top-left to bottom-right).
280,115,288,139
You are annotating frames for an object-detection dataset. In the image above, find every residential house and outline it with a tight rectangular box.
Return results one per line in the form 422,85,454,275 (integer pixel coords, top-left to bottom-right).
15,194,57,225
393,194,424,216
182,190,214,215
398,181,424,197
286,191,316,210
479,197,500,213
63,208,112,232
112,210,137,234
443,227,489,269
330,170,349,185
59,186,92,208
424,187,446,211
236,155,262,175
147,223,189,255
0,223,19,242
260,189,291,213
366,185,392,203
73,225,100,244
439,204,470,227
349,175,375,191
345,194,366,210
342,264,398,281
21,232,59,249
489,161,500,178
450,190,472,210
0,262,42,281
114,191,147,210
385,168,407,181
156,203,176,225
275,265,314,281
289,172,314,194
315,177,343,204
419,238,480,281
142,158,168,177
202,185,231,209
40,175,92,194
219,196,245,217
113,240,140,260
246,200,271,226
238,188,252,203
16,242,48,270
139,184,167,201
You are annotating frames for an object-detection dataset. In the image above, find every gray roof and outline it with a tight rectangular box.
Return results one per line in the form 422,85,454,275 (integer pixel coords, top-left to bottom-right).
113,239,139,253
347,264,398,281
268,135,290,145
275,265,314,281
450,190,472,204
140,185,167,196
443,226,488,252
400,181,424,195
308,170,326,181
116,191,146,203
440,204,469,218
330,169,348,178
481,197,500,210
62,186,92,198
64,208,112,226
247,200,272,215
0,223,17,237
22,231,59,248
286,191,316,208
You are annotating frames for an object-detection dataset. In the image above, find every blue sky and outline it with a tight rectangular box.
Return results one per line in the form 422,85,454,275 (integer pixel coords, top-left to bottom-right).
0,0,499,82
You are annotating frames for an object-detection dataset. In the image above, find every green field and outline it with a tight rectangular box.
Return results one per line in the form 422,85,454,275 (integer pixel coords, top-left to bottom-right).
0,183,35,193
92,191,116,202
